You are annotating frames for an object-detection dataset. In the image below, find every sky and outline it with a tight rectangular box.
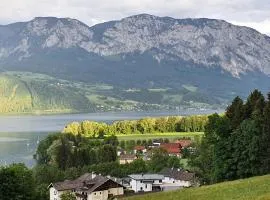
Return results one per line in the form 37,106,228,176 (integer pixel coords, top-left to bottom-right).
0,0,270,35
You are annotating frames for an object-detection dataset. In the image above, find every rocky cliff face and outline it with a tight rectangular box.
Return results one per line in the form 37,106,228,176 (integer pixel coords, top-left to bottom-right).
1,14,270,78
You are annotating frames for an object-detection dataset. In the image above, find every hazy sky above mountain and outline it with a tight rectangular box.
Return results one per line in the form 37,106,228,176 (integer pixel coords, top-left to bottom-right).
0,0,269,35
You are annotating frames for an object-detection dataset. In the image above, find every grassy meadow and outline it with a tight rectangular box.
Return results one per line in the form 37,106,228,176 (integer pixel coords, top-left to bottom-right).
116,132,203,141
122,175,270,200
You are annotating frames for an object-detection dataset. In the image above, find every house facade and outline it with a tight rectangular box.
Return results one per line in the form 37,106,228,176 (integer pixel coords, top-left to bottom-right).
49,173,124,200
160,168,195,189
128,174,164,193
119,154,137,164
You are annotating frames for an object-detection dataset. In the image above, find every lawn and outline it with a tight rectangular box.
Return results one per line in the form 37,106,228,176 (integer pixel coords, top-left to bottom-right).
122,175,270,200
116,132,203,141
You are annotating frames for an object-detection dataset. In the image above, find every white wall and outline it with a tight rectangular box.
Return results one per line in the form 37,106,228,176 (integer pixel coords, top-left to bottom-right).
163,177,192,187
130,179,153,193
108,187,124,196
49,188,64,200
87,188,124,200
88,190,108,200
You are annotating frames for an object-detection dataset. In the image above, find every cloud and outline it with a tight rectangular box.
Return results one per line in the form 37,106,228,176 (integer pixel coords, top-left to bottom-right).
231,19,270,36
0,0,269,35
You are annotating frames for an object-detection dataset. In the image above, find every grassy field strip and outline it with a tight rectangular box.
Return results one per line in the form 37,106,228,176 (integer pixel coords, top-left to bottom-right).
116,132,203,141
122,175,270,200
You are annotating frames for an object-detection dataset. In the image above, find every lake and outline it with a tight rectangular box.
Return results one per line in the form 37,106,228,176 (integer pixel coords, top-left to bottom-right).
0,110,222,167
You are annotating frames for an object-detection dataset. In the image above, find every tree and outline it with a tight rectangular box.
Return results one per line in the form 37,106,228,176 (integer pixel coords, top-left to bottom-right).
103,135,119,146
232,120,261,178
167,156,181,168
60,192,76,200
261,93,270,173
98,144,117,163
0,164,35,200
63,122,80,135
35,184,49,200
32,164,64,185
149,148,169,172
226,96,244,130
129,159,148,174
243,89,264,119
35,133,60,164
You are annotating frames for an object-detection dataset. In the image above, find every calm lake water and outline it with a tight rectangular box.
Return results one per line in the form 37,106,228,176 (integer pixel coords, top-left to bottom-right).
0,110,222,167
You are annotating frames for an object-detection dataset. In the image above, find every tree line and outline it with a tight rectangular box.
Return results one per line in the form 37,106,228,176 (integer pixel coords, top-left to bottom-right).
190,89,270,184
63,115,208,137
36,134,118,170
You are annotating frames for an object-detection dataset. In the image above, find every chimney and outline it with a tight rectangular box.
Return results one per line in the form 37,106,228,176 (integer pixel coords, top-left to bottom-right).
92,172,96,179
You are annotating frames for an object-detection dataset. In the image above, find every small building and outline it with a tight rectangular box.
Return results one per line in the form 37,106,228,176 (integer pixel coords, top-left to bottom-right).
119,154,137,164
159,168,195,190
49,173,124,200
129,174,164,193
133,146,147,154
160,143,182,157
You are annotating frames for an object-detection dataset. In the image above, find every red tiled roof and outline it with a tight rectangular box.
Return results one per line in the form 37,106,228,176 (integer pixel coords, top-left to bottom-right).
175,140,192,148
160,143,181,154
134,146,146,151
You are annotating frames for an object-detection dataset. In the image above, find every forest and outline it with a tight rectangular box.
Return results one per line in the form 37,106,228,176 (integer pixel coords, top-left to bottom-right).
63,115,208,137
190,89,270,184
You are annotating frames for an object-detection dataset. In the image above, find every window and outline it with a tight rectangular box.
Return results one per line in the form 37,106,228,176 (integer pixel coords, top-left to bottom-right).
145,184,147,189
100,192,102,194
54,190,57,195
140,187,143,191
159,180,162,183
94,192,96,195
140,180,142,183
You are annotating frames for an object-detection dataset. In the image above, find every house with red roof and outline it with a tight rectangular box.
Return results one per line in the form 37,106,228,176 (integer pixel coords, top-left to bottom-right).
160,143,182,157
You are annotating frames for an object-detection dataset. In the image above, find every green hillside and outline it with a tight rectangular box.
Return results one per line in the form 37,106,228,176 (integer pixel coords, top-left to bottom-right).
0,71,224,114
0,72,93,114
123,175,270,200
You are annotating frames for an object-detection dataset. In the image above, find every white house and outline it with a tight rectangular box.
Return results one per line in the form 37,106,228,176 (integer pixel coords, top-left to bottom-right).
49,173,124,200
159,168,195,190
128,174,164,193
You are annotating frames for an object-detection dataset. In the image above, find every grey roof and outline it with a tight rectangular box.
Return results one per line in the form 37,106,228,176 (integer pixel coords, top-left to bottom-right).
78,175,109,193
51,173,95,191
51,174,123,192
129,174,164,180
159,168,195,181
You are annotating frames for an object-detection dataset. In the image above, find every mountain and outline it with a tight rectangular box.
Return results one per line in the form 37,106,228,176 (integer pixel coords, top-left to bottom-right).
0,14,270,113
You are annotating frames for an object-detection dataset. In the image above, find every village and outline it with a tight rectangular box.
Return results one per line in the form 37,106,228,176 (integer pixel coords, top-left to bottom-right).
49,139,198,200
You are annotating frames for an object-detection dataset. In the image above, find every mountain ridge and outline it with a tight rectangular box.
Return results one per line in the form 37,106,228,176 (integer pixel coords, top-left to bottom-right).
1,14,270,77
0,14,270,113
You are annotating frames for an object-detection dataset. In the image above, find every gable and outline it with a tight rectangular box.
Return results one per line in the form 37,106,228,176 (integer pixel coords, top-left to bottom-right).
93,179,123,192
